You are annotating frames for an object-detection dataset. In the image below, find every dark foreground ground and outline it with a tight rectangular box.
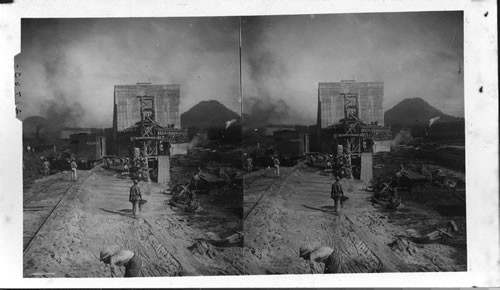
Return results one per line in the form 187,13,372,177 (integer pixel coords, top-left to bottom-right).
243,147,466,274
23,147,244,277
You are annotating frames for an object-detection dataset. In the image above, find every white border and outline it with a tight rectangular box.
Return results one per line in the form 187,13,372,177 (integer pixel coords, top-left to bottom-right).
0,0,498,287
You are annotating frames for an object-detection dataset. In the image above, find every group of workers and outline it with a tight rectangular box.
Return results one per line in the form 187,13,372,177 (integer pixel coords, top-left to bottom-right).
40,157,78,181
243,152,280,177
308,149,354,180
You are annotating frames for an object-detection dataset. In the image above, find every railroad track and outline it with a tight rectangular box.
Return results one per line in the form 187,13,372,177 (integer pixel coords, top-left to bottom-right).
23,171,92,254
243,165,299,221
23,176,66,204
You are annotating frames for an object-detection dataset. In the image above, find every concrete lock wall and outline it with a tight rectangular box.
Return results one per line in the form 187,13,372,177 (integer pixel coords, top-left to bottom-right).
113,84,181,132
318,81,384,128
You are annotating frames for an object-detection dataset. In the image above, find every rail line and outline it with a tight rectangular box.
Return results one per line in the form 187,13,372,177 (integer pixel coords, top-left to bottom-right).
23,176,66,204
243,165,299,222
23,171,92,254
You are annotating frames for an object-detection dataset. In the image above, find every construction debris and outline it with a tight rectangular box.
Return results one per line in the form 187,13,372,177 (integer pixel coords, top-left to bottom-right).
389,237,419,255
200,231,243,247
168,183,203,212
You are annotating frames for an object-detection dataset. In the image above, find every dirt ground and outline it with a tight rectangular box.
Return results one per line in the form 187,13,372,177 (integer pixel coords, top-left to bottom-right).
23,147,466,277
23,158,244,277
243,161,467,274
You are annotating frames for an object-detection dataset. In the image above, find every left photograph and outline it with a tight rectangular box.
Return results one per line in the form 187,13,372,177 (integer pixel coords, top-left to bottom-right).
17,18,244,277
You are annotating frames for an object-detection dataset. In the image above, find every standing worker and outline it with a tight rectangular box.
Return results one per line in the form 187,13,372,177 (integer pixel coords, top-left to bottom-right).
331,176,344,214
100,248,142,277
299,245,344,273
43,158,50,176
273,155,280,177
246,156,253,173
129,179,142,217
70,159,78,181
192,168,201,190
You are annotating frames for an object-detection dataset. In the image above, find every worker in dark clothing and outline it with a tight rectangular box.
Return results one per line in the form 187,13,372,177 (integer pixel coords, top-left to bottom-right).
100,248,142,277
395,169,403,187
331,176,344,214
192,169,201,190
129,179,142,217
299,244,344,273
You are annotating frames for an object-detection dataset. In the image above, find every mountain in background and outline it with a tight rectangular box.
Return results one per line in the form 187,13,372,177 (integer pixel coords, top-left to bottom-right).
384,97,462,127
181,100,240,130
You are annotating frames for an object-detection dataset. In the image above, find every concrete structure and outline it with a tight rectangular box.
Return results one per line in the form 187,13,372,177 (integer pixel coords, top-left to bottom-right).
360,153,373,183
317,80,384,128
112,83,181,155
157,156,170,184
113,84,180,133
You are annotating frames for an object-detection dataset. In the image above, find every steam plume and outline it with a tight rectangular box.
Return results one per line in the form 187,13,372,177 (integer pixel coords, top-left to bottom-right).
429,116,441,127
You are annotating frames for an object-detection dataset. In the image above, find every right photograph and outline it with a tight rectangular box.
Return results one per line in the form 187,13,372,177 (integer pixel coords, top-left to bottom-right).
241,12,466,274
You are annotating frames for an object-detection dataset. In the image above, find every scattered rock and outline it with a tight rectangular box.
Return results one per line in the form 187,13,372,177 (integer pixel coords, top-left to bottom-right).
389,237,418,255
188,240,217,258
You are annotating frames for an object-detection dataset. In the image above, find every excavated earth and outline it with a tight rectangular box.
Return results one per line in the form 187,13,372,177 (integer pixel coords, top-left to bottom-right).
243,163,467,274
23,152,466,277
23,164,244,277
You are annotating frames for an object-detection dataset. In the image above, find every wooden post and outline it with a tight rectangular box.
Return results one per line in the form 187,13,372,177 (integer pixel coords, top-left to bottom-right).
158,156,170,184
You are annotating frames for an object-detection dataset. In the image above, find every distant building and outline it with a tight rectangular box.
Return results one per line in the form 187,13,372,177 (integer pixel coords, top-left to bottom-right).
317,80,384,128
59,128,103,140
264,125,297,136
273,130,309,164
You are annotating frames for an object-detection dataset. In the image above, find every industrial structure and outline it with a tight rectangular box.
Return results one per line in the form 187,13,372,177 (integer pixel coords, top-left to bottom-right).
112,83,188,183
317,80,384,128
316,80,391,182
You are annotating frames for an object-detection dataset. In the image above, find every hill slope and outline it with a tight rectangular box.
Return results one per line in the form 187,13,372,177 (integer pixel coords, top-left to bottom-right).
385,97,462,126
181,100,240,130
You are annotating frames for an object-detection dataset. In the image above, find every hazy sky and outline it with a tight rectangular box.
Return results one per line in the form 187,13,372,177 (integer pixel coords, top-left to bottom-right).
242,12,464,125
17,12,463,128
17,17,240,127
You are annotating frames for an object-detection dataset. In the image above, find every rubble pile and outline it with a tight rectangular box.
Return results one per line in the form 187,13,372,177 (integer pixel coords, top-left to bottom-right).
168,183,202,212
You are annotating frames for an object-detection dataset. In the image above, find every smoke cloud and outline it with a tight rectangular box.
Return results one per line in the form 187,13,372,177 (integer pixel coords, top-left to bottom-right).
42,100,85,130
225,119,237,129
391,129,413,146
243,95,291,128
429,116,441,127
16,18,240,128
242,12,464,125
17,13,464,129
